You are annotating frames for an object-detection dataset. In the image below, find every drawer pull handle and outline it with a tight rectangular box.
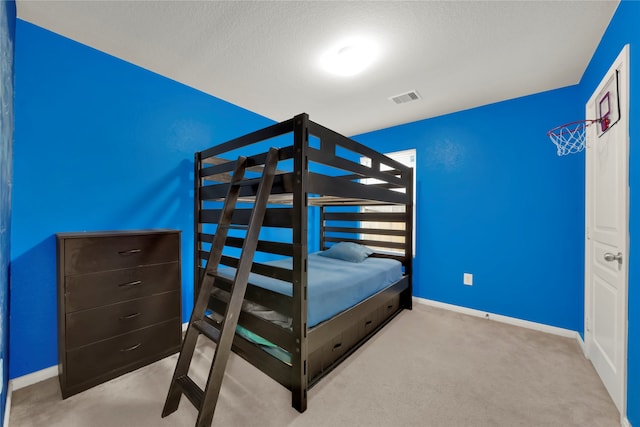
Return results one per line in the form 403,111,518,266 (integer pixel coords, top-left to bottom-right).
118,249,142,256
120,343,142,352
387,304,393,310
365,320,373,326
332,342,342,351
119,312,141,320
118,280,142,288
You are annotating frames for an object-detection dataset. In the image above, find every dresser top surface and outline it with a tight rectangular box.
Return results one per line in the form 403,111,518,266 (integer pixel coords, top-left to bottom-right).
56,229,181,239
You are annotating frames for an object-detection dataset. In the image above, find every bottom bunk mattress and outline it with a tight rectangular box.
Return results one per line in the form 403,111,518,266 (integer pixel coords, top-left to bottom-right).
215,252,403,328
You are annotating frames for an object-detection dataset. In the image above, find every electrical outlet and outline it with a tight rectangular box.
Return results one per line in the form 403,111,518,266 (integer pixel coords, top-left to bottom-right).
463,273,473,286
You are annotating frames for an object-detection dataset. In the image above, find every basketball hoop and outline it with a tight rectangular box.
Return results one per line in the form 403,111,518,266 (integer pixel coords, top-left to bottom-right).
547,119,603,156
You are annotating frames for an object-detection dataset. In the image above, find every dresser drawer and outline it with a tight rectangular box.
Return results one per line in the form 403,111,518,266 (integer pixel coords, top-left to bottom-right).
65,319,181,385
64,233,179,275
65,291,180,349
65,262,180,312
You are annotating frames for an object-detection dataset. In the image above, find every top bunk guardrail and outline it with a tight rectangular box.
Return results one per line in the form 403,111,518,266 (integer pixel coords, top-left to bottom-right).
197,113,413,207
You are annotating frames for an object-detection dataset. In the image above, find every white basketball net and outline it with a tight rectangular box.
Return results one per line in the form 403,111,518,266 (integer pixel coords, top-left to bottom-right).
547,120,596,156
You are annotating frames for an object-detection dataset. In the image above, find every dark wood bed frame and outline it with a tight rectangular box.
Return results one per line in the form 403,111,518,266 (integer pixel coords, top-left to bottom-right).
194,113,413,412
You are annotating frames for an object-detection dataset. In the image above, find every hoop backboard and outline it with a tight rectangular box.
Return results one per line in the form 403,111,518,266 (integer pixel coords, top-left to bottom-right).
596,70,621,137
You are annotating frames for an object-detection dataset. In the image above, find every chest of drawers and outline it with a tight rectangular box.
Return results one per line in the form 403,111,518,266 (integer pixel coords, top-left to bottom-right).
56,230,182,398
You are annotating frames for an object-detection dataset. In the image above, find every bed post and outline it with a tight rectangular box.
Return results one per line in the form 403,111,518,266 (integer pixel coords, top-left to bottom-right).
291,113,309,412
194,151,203,300
403,166,414,310
319,206,325,250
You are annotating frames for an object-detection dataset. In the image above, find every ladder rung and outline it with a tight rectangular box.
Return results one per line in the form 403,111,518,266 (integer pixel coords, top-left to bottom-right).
202,314,222,329
234,178,261,187
205,271,222,279
205,272,233,288
176,376,204,409
204,271,234,288
228,225,248,230
192,318,221,343
218,225,248,231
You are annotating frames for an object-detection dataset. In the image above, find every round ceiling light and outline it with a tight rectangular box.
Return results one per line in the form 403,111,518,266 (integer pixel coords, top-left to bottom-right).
321,39,377,77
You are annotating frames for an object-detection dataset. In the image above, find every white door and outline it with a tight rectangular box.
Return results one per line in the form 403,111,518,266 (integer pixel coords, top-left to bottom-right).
585,44,629,418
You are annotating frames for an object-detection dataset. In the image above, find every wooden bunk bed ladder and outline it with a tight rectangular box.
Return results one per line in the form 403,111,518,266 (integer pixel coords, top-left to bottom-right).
162,147,280,427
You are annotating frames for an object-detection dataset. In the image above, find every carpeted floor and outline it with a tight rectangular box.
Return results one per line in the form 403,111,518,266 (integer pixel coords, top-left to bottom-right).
9,304,620,426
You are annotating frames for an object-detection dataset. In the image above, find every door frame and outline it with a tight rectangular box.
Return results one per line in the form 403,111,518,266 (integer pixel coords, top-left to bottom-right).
584,44,630,421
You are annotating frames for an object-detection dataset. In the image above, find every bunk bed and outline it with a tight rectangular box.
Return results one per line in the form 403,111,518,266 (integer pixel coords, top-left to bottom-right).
194,113,413,412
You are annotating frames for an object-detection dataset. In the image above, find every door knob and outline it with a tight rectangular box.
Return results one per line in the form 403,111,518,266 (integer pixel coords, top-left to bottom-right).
603,252,623,264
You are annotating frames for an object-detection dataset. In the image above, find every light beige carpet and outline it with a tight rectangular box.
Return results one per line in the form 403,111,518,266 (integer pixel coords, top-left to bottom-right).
9,304,620,426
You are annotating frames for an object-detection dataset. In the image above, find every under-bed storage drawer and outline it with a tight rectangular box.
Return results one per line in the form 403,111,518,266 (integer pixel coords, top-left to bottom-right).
57,230,182,399
361,310,381,336
380,293,401,320
361,292,401,335
308,289,403,383
309,322,360,383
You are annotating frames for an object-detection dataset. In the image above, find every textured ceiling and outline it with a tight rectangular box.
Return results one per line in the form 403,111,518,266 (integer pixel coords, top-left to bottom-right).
16,1,619,136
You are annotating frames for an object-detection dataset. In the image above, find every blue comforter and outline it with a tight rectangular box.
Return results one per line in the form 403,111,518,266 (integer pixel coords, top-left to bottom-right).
217,252,402,327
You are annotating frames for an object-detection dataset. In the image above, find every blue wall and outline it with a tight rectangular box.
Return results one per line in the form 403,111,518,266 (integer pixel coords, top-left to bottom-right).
8,3,639,424
355,85,584,332
577,1,639,423
10,21,274,379
356,1,640,423
0,0,15,423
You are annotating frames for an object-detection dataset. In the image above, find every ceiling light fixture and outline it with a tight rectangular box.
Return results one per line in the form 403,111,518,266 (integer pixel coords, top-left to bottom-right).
321,39,377,77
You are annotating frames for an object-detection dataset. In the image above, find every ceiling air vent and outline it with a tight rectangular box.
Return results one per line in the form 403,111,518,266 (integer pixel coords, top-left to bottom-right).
389,90,421,105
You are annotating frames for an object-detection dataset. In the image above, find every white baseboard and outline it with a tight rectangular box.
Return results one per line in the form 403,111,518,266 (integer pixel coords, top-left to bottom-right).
3,381,12,427
575,332,587,357
413,297,581,340
9,365,57,391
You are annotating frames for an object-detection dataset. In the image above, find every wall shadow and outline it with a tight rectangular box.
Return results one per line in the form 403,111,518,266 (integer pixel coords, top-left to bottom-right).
9,235,56,379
